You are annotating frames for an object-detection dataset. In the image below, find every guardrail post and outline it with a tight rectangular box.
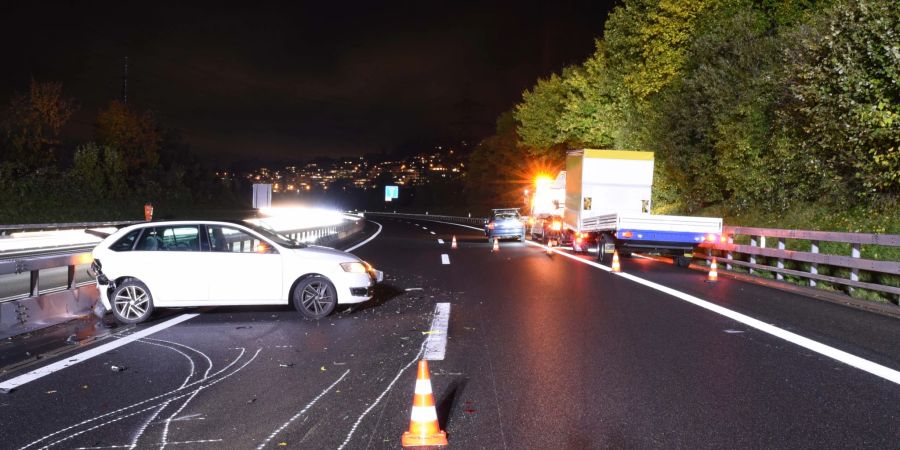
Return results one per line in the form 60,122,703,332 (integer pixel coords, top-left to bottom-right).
749,235,757,275
849,243,860,294
776,238,785,281
30,270,39,297
810,240,819,287
67,265,77,290
726,234,733,270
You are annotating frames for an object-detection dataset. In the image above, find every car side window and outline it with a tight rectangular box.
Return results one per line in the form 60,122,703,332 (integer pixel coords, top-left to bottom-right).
109,230,140,251
135,226,200,252
207,225,277,254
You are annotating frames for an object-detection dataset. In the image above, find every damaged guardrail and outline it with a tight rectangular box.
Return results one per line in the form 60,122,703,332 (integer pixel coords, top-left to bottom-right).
0,215,366,338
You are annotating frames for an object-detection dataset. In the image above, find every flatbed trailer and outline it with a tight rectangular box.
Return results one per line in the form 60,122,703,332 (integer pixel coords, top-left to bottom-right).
559,149,722,266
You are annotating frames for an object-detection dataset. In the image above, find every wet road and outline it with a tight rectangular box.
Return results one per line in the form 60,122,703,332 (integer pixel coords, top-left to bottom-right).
0,217,898,449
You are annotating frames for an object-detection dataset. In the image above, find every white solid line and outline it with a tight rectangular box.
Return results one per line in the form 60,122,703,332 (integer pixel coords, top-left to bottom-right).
437,239,445,244
337,339,428,450
435,220,900,386
441,254,450,265
424,303,451,361
0,313,200,393
344,220,383,252
257,369,350,450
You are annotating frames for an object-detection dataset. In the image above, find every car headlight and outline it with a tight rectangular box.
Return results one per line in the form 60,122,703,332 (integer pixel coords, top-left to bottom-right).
340,262,368,273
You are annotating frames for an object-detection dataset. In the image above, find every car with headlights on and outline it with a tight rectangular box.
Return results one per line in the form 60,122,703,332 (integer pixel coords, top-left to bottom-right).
89,220,382,324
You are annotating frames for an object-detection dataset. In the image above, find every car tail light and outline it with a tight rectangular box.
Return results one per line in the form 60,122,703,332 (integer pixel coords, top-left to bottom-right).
488,222,495,229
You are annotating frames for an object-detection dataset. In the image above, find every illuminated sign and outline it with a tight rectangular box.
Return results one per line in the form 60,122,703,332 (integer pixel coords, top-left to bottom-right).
385,185,399,202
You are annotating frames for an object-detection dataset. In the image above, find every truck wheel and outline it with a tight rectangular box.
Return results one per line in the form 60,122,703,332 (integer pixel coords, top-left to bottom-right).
597,234,613,265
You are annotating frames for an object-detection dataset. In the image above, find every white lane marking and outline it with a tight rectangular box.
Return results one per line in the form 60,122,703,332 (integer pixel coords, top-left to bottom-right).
344,220,383,252
422,227,428,230
409,218,482,231
437,239,445,244
257,369,350,450
337,339,428,450
430,220,900,386
19,348,248,450
0,313,200,393
441,254,450,265
430,231,436,235
32,349,261,450
424,303,451,361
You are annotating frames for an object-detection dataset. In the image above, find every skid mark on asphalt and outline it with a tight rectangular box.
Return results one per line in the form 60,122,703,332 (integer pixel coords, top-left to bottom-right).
338,302,450,449
19,348,258,450
257,369,351,449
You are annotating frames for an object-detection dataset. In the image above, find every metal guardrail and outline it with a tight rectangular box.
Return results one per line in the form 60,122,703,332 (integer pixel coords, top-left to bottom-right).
0,220,141,235
364,211,487,226
697,226,900,300
366,212,899,304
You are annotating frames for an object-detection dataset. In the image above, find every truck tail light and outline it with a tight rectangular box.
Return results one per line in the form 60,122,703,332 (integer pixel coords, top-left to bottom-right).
706,233,719,243
621,231,634,238
550,221,562,231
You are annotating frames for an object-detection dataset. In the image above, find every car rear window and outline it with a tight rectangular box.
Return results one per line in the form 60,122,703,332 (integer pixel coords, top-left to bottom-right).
136,226,200,251
495,213,520,220
109,230,140,252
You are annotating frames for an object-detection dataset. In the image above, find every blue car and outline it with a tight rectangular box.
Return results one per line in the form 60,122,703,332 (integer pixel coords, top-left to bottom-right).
485,208,526,242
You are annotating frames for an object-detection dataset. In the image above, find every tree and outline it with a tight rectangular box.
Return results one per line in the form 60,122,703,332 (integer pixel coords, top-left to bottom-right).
95,101,161,175
777,0,900,197
558,41,625,149
514,68,574,152
1,80,75,169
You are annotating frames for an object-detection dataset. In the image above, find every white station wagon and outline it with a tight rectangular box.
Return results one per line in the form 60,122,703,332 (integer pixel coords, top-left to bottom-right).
89,220,382,324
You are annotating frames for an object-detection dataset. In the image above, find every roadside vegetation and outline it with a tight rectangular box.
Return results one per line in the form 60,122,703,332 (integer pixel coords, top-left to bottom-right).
0,82,243,223
467,0,898,233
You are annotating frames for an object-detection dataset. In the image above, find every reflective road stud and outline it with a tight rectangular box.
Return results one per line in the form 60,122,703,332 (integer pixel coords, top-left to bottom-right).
401,360,448,447
611,249,621,272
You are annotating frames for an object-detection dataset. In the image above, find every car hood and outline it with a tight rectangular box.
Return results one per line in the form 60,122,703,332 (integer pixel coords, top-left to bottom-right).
292,245,359,262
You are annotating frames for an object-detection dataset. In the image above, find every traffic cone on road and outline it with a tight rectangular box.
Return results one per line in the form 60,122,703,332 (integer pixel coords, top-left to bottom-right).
401,360,448,447
546,239,554,255
611,250,621,272
451,236,457,249
707,258,718,283
491,238,499,252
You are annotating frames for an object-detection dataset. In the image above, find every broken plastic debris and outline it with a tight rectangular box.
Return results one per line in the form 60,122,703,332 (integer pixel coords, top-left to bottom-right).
279,363,295,368
320,366,327,371
421,330,443,335
110,365,127,372
65,335,78,345
405,288,424,291
236,326,252,330
278,443,287,447
46,390,57,394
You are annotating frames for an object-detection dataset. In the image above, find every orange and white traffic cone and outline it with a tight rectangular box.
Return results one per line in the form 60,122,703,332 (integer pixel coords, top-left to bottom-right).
707,257,718,282
451,236,457,249
611,249,621,272
401,360,448,447
491,237,499,252
546,239,554,255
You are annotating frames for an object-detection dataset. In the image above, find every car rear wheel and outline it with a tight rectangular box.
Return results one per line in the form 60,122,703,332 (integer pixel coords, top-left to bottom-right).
111,278,154,324
292,276,337,319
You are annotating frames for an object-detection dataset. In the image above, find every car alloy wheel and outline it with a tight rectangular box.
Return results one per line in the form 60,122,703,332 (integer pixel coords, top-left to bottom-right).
111,279,154,324
293,277,337,319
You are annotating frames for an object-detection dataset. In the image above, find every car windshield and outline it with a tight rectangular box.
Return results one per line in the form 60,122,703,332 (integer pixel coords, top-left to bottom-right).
241,221,307,249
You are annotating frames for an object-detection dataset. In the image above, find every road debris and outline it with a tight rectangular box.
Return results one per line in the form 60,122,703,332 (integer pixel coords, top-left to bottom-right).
110,365,127,372
279,363,295,368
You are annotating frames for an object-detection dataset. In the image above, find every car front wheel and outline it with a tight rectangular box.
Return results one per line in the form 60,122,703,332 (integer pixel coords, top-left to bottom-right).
292,276,337,319
111,278,155,324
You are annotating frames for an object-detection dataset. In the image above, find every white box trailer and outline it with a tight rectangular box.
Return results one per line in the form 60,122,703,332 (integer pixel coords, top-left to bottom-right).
562,150,722,266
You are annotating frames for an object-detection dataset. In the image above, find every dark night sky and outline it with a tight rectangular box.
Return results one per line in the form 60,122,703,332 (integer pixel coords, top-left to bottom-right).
0,1,614,165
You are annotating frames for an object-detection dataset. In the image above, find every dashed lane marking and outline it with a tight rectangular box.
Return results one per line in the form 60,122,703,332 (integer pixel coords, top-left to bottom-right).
430,231,436,235
441,254,450,265
427,219,900,386
437,239,445,244
424,303,451,361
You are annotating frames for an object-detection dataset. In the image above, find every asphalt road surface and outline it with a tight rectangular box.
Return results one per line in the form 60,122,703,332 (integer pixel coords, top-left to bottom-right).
1,217,898,449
